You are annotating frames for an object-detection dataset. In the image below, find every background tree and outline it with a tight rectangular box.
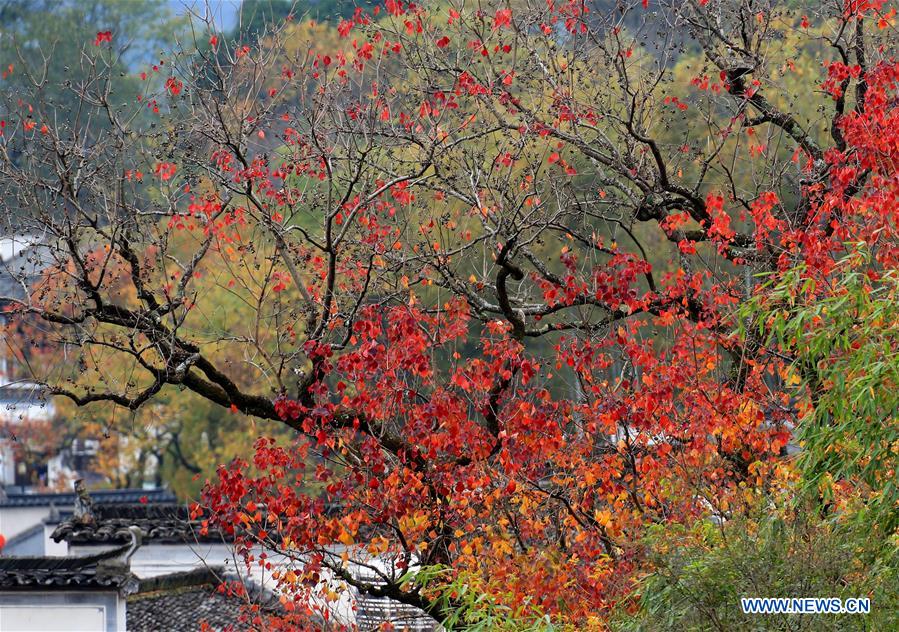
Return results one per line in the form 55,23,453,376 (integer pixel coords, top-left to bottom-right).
0,0,896,628
0,0,184,121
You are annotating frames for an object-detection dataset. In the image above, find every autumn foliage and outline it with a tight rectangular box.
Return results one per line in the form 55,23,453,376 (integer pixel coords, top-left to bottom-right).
1,0,897,629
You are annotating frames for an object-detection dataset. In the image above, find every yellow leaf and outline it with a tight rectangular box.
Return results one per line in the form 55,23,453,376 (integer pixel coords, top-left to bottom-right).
593,509,612,527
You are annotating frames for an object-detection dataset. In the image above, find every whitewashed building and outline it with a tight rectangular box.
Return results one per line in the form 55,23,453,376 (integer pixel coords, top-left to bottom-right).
1,483,438,630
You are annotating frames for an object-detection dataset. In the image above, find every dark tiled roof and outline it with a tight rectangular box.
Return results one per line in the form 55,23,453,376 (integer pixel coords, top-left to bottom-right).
128,584,247,631
51,503,227,545
354,567,438,631
128,568,285,632
0,544,137,592
356,594,438,631
0,487,176,508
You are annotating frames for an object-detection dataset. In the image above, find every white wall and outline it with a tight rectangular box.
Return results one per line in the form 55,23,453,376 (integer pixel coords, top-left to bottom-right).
0,443,14,486
0,591,123,632
43,523,68,555
70,542,237,578
0,506,51,540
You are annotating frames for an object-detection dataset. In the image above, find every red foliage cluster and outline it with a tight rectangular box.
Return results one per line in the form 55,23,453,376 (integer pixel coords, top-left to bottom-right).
187,1,899,625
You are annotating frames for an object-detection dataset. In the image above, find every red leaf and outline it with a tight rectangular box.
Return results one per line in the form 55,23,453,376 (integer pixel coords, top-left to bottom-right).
493,8,512,29
93,31,112,46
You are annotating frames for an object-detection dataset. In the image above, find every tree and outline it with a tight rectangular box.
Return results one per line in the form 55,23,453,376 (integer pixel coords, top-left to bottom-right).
612,504,898,632
615,242,899,632
0,0,184,122
0,0,896,628
742,245,899,536
0,0,189,492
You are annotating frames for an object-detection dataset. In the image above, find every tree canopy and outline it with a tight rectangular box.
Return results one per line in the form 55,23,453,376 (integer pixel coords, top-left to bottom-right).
0,0,896,629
